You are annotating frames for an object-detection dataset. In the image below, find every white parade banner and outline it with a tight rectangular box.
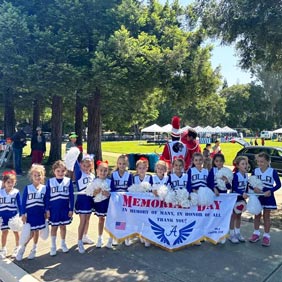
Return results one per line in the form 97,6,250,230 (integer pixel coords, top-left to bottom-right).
105,192,237,251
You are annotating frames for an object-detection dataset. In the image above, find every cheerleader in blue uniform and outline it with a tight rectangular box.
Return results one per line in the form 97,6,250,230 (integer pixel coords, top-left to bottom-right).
16,165,47,261
0,171,21,259
207,153,231,195
187,153,208,193
248,152,281,247
110,154,132,192
46,160,74,256
92,160,111,248
132,157,152,185
229,156,248,244
151,160,169,197
168,158,188,191
74,155,95,254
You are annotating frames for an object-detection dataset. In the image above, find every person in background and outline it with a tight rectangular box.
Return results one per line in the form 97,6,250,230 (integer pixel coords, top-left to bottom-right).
254,137,258,146
261,138,265,146
203,143,212,170
31,127,46,165
11,126,27,175
181,129,201,170
66,133,78,153
211,140,222,158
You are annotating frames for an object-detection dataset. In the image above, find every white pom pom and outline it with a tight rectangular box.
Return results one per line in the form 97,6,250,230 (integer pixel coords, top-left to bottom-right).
189,192,198,206
216,167,233,190
197,186,215,206
85,182,95,196
19,223,31,245
93,179,111,203
165,189,177,205
40,221,50,240
128,184,141,192
0,217,3,228
175,189,190,207
8,215,23,232
64,147,81,171
139,182,151,192
128,182,151,193
234,200,247,214
248,176,263,190
157,185,169,201
247,195,263,215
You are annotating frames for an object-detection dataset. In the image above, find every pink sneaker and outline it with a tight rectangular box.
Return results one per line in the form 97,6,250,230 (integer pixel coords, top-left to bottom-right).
248,234,260,243
261,236,270,247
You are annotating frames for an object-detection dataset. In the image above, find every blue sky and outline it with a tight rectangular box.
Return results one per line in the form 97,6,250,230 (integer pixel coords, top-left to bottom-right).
158,0,253,86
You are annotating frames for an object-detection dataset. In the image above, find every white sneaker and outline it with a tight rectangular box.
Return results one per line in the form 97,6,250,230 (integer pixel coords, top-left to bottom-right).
50,247,57,256
78,242,85,254
112,239,118,246
28,249,36,260
124,238,133,246
140,238,145,244
96,238,103,248
16,246,26,261
61,243,69,253
229,235,239,244
236,233,246,242
220,238,226,244
82,235,94,245
144,241,151,247
106,238,113,249
0,247,7,259
12,247,19,258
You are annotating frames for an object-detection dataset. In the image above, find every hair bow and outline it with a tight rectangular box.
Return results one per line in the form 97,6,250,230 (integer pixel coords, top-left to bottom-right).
96,160,109,166
2,170,16,176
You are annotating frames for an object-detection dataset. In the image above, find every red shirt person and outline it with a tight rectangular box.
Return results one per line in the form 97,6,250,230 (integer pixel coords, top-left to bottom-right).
181,129,201,170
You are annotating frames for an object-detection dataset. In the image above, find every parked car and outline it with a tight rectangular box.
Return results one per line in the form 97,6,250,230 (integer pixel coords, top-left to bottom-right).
235,143,282,173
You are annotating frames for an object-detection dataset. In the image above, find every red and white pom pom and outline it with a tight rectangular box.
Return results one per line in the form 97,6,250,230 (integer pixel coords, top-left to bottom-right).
64,147,81,171
8,215,23,232
234,200,247,214
175,189,190,207
248,176,263,191
216,167,233,190
40,220,50,240
19,223,31,245
197,186,215,206
189,192,198,206
92,179,111,202
165,189,177,205
247,195,263,215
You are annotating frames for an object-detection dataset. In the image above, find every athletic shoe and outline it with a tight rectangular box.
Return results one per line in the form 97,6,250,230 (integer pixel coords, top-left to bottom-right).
112,239,118,246
50,247,57,256
249,234,260,243
220,238,226,244
61,243,69,253
124,238,133,246
0,247,7,259
106,238,113,249
140,238,145,244
82,235,94,245
78,242,85,254
194,241,202,246
16,246,26,261
228,235,239,244
236,233,246,242
144,241,151,248
261,236,270,247
12,247,19,258
27,249,36,260
96,238,103,248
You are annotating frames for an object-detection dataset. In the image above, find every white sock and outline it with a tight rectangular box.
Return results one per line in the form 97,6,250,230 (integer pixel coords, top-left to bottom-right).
32,244,37,250
78,240,82,244
263,233,270,238
98,235,102,241
229,229,235,236
108,238,113,243
235,228,240,234
253,230,260,236
61,239,66,245
51,236,56,248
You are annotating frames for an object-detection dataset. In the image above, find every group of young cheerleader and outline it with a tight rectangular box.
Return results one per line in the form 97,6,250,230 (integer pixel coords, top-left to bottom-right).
0,149,280,261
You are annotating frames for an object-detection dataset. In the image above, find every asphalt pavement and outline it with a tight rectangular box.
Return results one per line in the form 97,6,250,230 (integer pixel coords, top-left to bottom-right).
0,171,282,282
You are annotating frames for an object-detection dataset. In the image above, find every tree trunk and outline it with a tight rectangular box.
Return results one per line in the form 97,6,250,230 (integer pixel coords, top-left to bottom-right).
87,87,102,165
32,98,40,133
3,88,15,138
75,92,84,147
47,95,63,164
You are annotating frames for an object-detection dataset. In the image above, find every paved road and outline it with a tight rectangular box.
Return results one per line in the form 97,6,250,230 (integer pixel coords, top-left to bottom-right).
0,170,282,282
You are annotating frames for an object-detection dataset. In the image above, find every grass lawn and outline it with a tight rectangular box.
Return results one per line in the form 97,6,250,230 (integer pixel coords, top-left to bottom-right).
20,139,282,171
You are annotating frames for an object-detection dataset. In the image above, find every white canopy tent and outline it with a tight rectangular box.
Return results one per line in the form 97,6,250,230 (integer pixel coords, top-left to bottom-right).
161,124,172,133
273,128,282,134
141,124,163,133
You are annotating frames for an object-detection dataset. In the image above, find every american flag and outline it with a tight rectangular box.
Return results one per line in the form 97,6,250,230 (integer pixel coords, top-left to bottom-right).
115,221,126,230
